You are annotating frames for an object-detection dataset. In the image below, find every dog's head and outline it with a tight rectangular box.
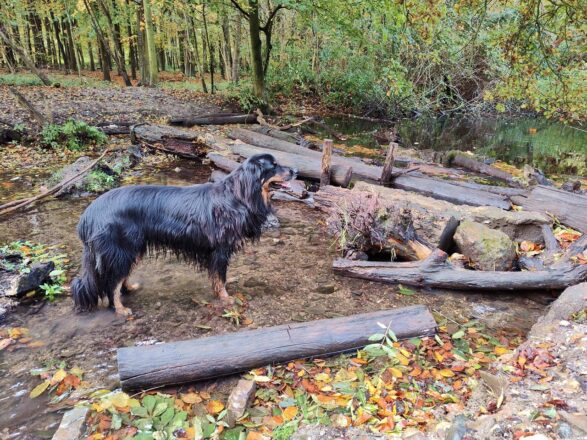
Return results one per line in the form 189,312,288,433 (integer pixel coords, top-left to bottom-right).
240,154,296,204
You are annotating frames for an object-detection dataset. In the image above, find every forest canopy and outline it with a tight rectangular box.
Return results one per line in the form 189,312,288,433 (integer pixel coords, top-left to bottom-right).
0,0,585,122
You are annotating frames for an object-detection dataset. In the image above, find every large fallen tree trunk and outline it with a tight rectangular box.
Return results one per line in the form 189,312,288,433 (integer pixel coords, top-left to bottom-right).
511,185,587,234
249,125,316,149
228,129,512,208
333,248,587,291
450,153,519,186
231,143,353,187
169,113,257,127
117,305,437,390
131,124,206,159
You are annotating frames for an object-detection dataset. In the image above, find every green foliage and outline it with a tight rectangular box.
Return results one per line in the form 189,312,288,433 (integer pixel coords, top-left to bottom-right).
226,82,267,112
84,169,116,193
0,240,68,301
40,120,107,151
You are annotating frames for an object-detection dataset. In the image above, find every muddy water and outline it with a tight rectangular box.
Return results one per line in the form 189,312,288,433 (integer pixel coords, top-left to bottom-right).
0,156,549,438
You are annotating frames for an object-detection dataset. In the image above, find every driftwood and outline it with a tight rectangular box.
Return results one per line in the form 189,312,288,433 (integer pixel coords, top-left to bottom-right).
333,248,587,291
9,87,49,126
231,143,353,187
450,154,518,186
249,125,315,149
117,306,437,390
0,149,110,216
228,129,511,208
512,186,587,234
131,124,206,159
169,113,257,127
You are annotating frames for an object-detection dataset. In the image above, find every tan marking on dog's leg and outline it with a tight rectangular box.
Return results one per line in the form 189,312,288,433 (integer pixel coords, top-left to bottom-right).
211,274,234,304
113,281,133,316
123,278,141,292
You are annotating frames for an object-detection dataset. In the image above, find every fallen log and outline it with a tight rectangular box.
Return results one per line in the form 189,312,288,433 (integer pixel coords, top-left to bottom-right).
231,143,353,187
333,248,587,291
207,152,240,173
228,129,511,208
131,124,206,159
249,125,315,149
169,113,257,127
96,121,134,135
511,185,587,234
450,153,519,186
117,305,437,390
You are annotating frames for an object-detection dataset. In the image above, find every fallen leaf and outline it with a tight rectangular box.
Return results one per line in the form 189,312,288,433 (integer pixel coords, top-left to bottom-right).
30,380,50,398
206,400,225,415
181,392,202,404
282,406,298,421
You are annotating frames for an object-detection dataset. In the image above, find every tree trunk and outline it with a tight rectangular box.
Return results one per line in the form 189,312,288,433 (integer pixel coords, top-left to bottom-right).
125,0,138,80
202,2,214,93
98,38,112,81
248,0,264,98
136,2,147,82
231,13,241,83
0,25,52,86
170,113,258,126
190,15,207,93
88,40,95,71
230,143,353,187
117,306,437,390
142,0,158,85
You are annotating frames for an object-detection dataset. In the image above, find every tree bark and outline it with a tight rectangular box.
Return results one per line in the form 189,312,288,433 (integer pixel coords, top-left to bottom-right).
320,139,333,187
247,0,264,98
0,25,52,86
231,13,241,83
333,249,587,291
117,306,437,390
142,0,158,85
170,113,258,126
230,143,353,187
450,153,518,185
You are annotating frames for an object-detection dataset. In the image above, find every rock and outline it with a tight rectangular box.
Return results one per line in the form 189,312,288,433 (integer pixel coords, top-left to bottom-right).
291,425,385,440
316,284,336,294
561,180,581,193
0,297,17,321
52,406,89,440
469,206,550,243
16,261,55,297
522,434,550,440
557,421,575,438
225,379,256,428
454,221,516,271
0,261,54,298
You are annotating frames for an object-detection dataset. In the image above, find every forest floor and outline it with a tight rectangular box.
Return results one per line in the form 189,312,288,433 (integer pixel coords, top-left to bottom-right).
0,75,585,440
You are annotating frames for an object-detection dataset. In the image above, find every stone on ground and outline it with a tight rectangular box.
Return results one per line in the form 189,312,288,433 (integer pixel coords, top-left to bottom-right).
225,379,256,428
52,406,89,440
454,220,516,271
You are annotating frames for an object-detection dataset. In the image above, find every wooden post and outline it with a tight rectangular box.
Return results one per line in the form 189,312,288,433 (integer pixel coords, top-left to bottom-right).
320,139,333,188
381,139,397,185
117,305,437,390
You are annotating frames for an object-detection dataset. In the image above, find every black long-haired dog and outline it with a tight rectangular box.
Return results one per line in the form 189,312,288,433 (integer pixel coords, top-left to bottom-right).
71,154,295,315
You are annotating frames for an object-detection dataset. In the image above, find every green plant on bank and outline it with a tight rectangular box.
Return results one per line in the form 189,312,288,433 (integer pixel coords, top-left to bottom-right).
40,120,107,151
0,240,68,301
84,169,116,193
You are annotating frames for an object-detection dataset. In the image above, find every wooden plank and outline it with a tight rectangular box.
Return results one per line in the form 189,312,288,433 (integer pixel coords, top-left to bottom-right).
118,305,437,390
512,185,587,233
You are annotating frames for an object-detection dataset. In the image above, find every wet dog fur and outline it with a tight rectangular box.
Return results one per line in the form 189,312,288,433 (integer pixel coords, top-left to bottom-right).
71,154,295,315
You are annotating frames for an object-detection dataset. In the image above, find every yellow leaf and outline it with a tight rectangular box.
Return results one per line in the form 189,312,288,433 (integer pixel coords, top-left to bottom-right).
434,351,444,362
27,341,45,348
494,346,509,355
282,406,298,421
181,392,202,404
390,367,403,378
70,367,84,378
128,398,141,408
110,392,130,408
30,380,50,398
50,369,67,386
315,373,331,383
206,400,225,415
440,369,455,378
396,353,410,366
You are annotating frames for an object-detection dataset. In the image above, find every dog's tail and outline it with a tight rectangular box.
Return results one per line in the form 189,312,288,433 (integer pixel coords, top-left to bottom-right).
71,246,104,311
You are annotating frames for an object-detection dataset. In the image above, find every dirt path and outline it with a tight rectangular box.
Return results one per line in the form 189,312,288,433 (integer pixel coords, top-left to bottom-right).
0,85,227,129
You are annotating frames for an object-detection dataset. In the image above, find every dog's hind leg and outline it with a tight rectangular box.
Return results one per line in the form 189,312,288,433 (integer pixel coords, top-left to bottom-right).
113,280,133,316
209,250,233,303
122,256,142,295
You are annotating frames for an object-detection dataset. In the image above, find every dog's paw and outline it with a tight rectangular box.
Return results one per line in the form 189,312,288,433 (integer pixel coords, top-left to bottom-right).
115,306,133,317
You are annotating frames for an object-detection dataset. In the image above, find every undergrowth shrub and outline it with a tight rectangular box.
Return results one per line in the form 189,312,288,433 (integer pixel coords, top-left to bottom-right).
40,120,107,150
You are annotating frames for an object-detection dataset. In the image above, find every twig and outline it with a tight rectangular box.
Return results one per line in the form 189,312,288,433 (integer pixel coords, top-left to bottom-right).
0,149,110,216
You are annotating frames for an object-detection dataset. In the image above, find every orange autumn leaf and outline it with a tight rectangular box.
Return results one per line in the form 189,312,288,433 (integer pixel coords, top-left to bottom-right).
494,346,509,356
453,380,463,390
246,432,265,440
390,367,403,378
206,400,225,415
282,406,298,421
353,410,372,426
